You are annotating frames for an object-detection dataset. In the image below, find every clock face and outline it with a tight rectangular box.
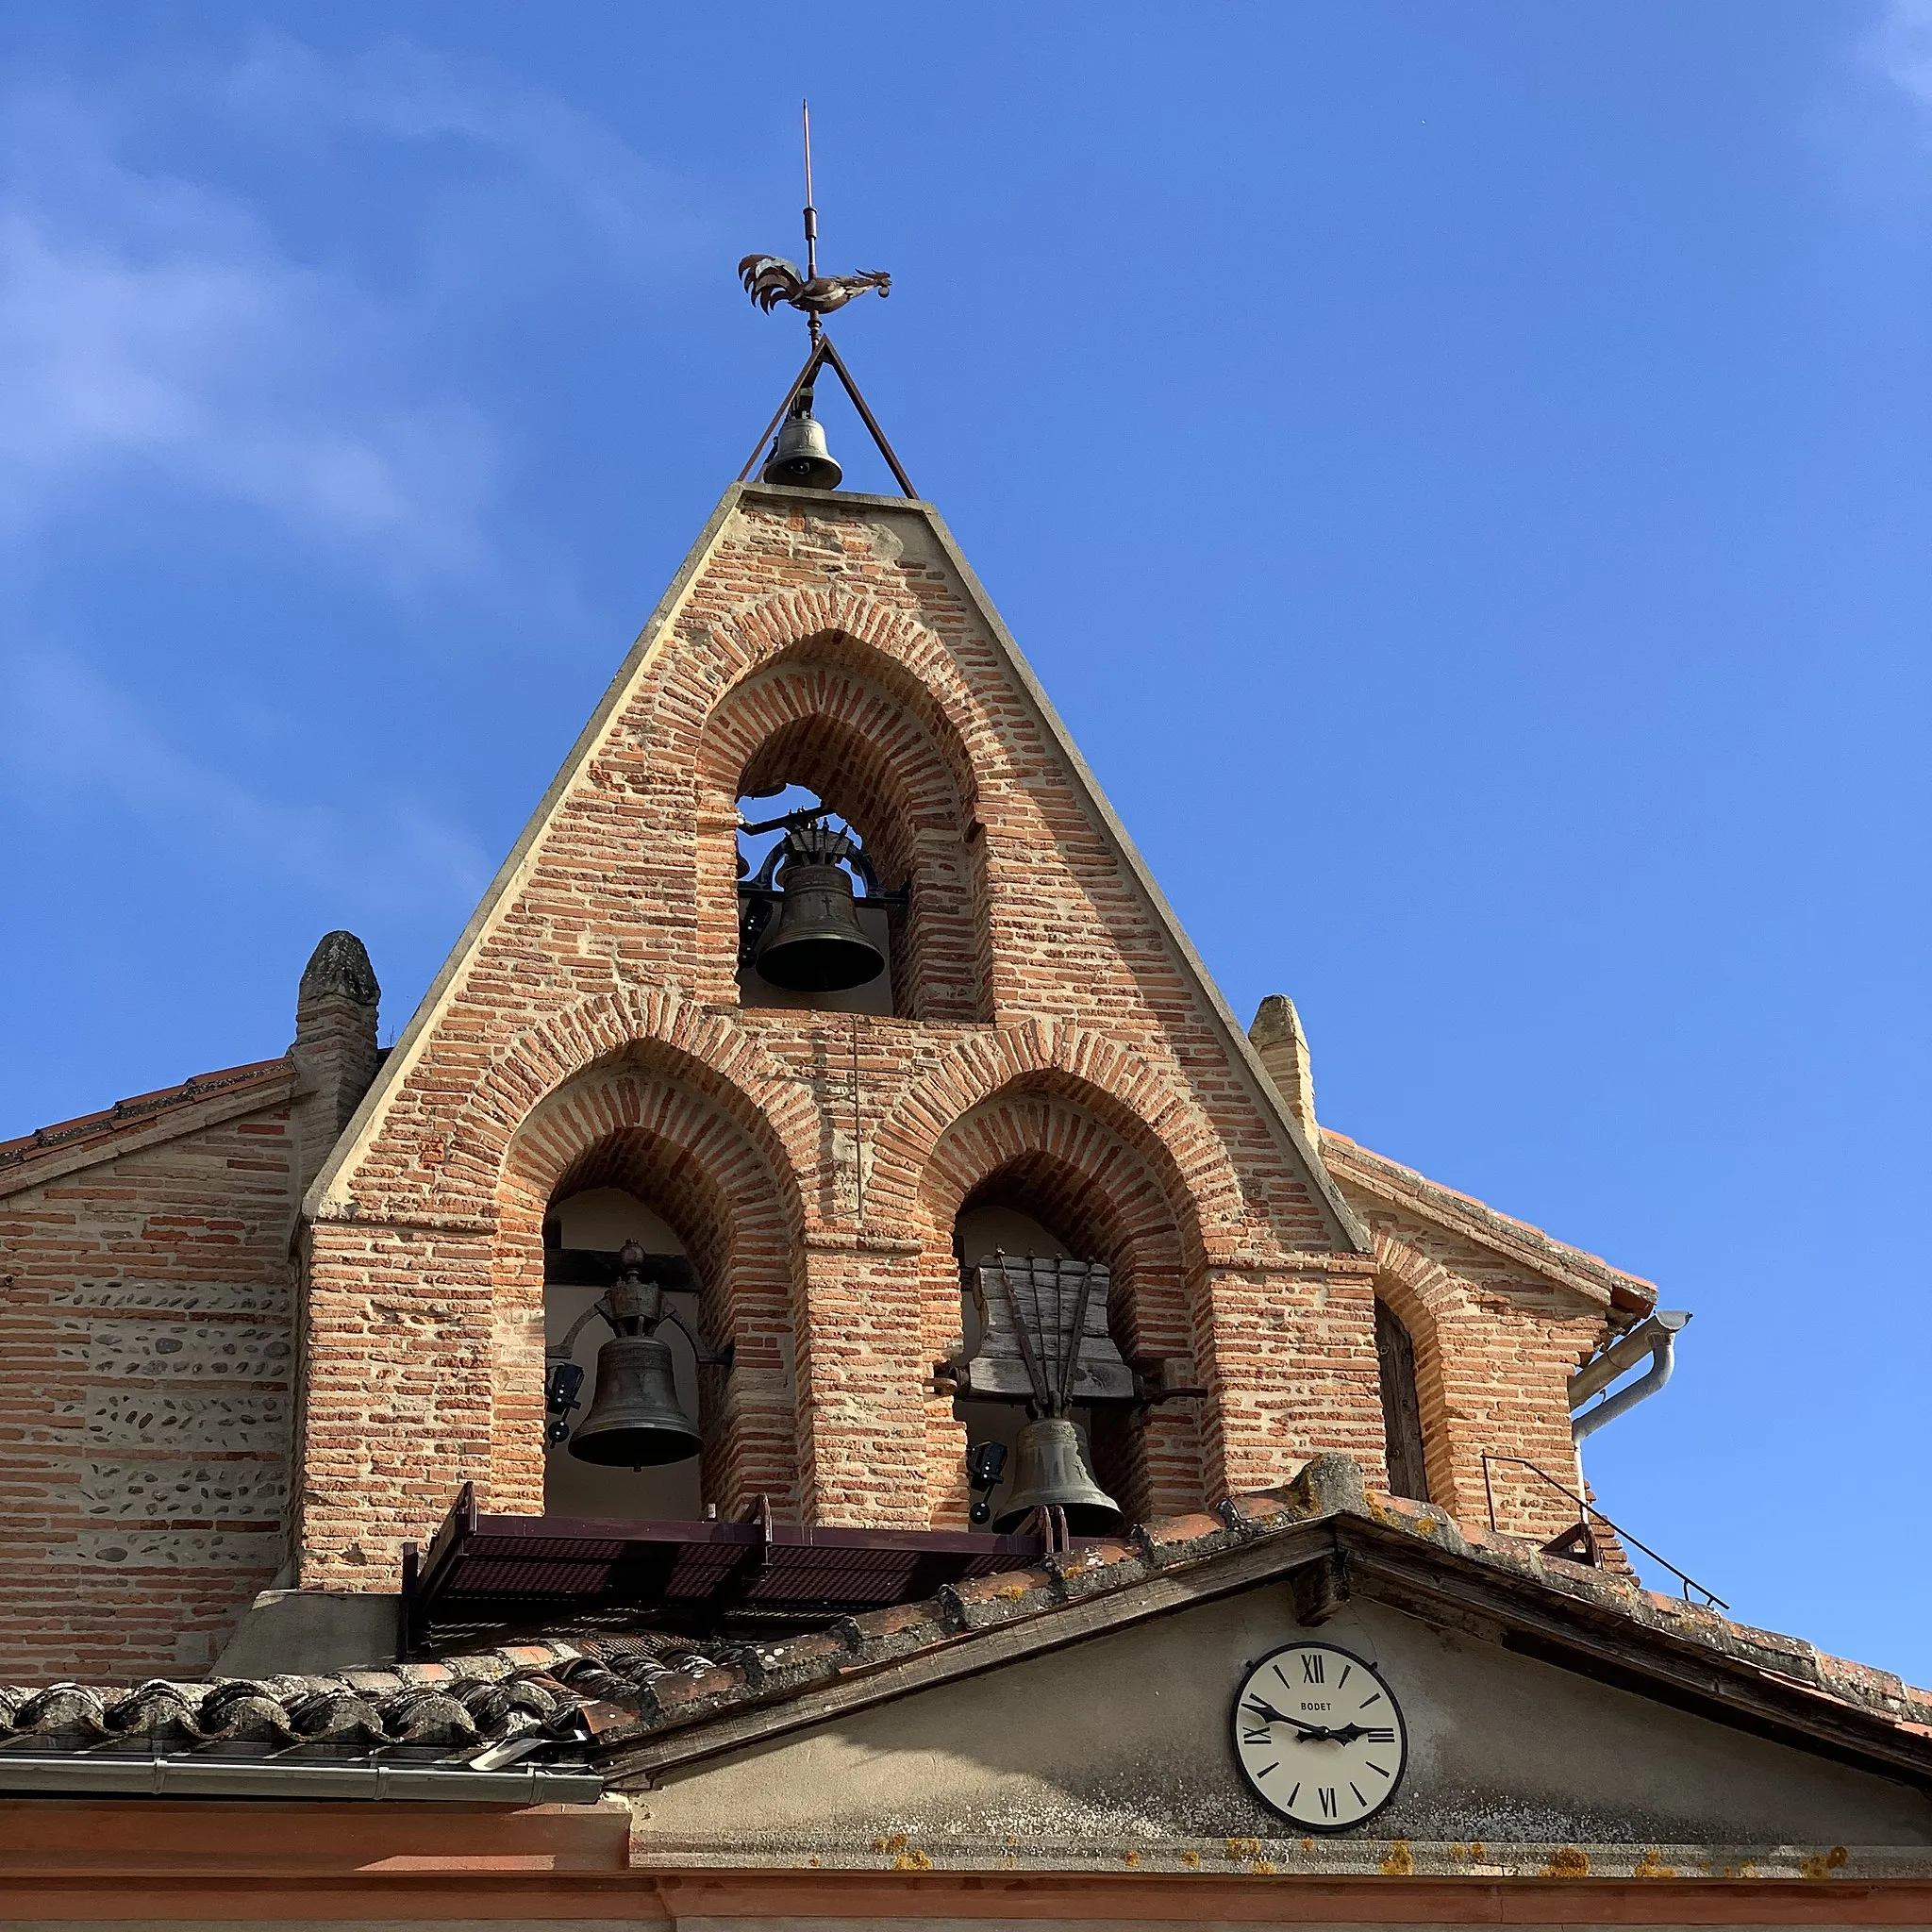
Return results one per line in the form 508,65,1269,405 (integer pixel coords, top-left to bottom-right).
1231,1641,1407,1831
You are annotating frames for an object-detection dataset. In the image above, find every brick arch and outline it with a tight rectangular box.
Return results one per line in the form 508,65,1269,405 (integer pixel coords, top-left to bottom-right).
1371,1233,1468,1520
916,1085,1203,1528
436,984,817,1235
385,990,816,1521
693,630,989,1023
872,1024,1251,1270
891,1032,1238,1527
499,1051,801,1516
922,1097,1187,1278
694,586,989,765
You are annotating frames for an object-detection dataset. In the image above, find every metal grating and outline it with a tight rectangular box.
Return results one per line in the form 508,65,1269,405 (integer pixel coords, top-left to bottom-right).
403,1485,1063,1651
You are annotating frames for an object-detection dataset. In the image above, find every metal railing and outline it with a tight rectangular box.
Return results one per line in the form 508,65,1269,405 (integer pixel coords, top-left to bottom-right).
1479,1453,1727,1609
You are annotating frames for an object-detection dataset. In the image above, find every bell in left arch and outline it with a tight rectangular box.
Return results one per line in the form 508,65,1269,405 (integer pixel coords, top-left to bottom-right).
568,1333,702,1468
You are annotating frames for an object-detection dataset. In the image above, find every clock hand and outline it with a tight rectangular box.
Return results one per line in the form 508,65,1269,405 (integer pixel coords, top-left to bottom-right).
1241,1697,1329,1740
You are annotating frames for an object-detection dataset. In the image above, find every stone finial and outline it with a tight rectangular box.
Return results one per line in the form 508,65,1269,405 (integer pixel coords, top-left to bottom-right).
292,932,382,1190
1249,994,1317,1141
298,931,380,1008
1285,1451,1370,1521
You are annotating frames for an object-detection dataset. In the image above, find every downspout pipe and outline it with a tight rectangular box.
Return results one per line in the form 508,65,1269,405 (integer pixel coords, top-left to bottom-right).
1570,1309,1690,1444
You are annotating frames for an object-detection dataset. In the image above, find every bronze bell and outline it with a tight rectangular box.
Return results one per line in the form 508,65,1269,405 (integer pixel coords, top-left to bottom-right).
992,1418,1123,1535
761,394,841,491
757,860,886,992
567,1333,702,1468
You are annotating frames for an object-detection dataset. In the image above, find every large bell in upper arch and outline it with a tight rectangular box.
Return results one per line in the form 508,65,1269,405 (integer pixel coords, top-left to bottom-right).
756,859,887,992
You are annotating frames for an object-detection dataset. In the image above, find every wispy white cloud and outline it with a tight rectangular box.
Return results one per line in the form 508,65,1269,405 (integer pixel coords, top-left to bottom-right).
1870,0,1932,112
0,162,496,567
1,648,491,913
0,39,695,575
0,38,697,937
218,34,691,270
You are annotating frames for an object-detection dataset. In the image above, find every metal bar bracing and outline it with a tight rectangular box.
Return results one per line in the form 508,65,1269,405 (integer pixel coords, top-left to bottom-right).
1479,1452,1726,1608
736,332,919,499
816,334,920,497
737,338,831,483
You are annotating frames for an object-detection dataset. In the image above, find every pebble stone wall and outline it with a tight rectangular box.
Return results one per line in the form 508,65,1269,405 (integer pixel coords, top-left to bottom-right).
0,1095,302,1680
0,940,382,1682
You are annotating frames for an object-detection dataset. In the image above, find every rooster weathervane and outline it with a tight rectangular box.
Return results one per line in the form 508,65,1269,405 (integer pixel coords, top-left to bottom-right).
734,103,916,499
737,102,891,344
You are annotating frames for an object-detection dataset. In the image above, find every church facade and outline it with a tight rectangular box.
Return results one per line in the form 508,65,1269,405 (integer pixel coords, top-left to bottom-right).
2,475,1926,1924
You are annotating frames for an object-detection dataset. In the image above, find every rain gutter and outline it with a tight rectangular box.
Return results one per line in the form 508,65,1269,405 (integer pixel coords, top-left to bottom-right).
1570,1309,1690,1443
0,1751,604,1803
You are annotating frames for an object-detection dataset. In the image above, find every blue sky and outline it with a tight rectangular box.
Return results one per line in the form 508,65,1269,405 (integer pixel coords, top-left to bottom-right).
2,6,1927,1680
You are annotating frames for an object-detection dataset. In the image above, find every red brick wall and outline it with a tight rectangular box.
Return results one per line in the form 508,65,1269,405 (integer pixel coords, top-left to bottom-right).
298,490,1380,1585
0,1096,299,1682
0,492,1637,1675
1345,1205,1610,1544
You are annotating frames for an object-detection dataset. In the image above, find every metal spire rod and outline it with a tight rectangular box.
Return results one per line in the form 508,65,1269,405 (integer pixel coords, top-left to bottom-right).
802,99,821,344
736,106,907,490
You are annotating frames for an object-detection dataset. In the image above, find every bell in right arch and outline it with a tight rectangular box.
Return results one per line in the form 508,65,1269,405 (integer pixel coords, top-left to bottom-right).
761,390,841,491
992,1417,1123,1535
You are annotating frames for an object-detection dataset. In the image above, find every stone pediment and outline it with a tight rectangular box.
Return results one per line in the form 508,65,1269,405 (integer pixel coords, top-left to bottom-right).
604,1457,1932,1876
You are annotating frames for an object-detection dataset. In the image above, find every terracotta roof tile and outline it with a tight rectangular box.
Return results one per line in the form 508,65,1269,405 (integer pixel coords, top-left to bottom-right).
0,1632,721,1760
0,1057,295,1174
1322,1127,1657,1306
8,1465,1930,1779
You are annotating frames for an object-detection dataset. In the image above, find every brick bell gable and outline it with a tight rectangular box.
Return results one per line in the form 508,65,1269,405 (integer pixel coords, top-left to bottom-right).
294,482,1382,1588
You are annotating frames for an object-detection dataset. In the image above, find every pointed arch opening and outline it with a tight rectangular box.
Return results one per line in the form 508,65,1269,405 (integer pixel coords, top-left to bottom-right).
950,1177,1119,1534
1374,1296,1431,1505
698,633,991,1024
498,1049,803,1523
917,1078,1207,1527
538,1143,731,1524
734,781,898,1018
